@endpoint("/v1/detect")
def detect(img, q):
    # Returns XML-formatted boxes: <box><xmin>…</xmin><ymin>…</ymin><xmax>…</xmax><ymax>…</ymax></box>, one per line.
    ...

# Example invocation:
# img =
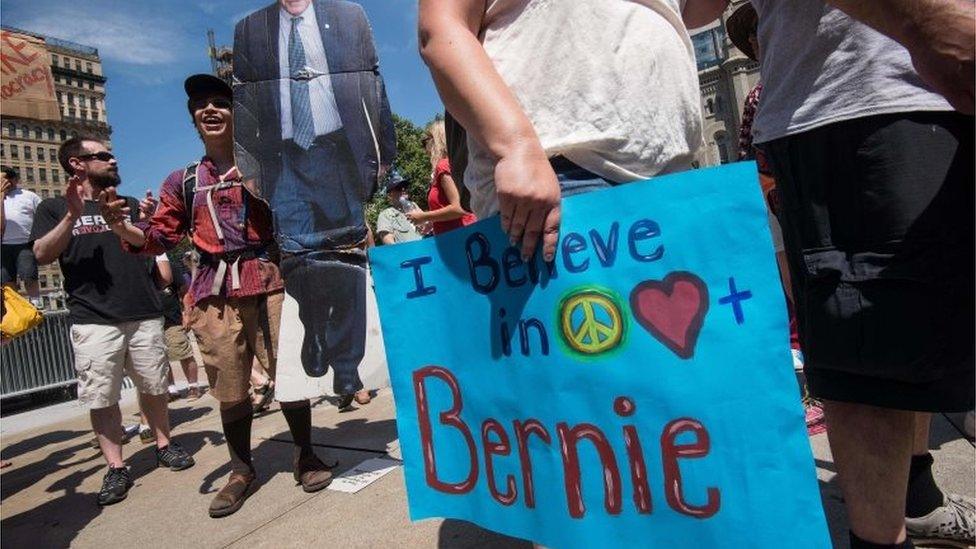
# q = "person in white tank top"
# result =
<box><xmin>418</xmin><ymin>0</ymin><xmax>727</xmax><ymax>263</ymax></box>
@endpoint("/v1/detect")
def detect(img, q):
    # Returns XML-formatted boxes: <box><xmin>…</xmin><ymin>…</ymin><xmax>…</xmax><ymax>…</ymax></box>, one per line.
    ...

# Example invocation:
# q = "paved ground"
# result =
<box><xmin>0</xmin><ymin>385</ymin><xmax>972</xmax><ymax>548</ymax></box>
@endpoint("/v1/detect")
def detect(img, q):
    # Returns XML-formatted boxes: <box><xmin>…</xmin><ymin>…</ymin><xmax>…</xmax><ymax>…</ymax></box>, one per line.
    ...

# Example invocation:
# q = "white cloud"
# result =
<box><xmin>10</xmin><ymin>3</ymin><xmax>191</xmax><ymax>66</ymax></box>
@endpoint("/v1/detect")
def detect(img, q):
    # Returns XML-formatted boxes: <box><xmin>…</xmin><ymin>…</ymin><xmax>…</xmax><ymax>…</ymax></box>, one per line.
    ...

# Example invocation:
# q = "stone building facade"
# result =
<box><xmin>692</xmin><ymin>0</ymin><xmax>761</xmax><ymax>167</ymax></box>
<box><xmin>0</xmin><ymin>27</ymin><xmax>112</xmax><ymax>310</ymax></box>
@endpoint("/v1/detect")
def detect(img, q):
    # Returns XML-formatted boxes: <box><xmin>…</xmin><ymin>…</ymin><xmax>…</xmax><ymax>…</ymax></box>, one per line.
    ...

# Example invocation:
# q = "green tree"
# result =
<box><xmin>364</xmin><ymin>113</ymin><xmax>439</xmax><ymax>232</ymax></box>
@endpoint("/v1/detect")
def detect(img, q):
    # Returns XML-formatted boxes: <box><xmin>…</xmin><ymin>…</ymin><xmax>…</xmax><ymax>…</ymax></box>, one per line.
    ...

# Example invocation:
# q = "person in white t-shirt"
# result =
<box><xmin>1</xmin><ymin>167</ymin><xmax>42</xmax><ymax>306</ymax></box>
<box><xmin>418</xmin><ymin>0</ymin><xmax>725</xmax><ymax>262</ymax></box>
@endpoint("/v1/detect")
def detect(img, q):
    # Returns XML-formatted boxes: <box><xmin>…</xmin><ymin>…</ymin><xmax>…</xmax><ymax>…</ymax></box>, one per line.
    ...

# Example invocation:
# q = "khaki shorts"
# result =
<box><xmin>190</xmin><ymin>291</ymin><xmax>283</xmax><ymax>403</ymax></box>
<box><xmin>71</xmin><ymin>318</ymin><xmax>170</xmax><ymax>409</ymax></box>
<box><xmin>164</xmin><ymin>325</ymin><xmax>194</xmax><ymax>362</ymax></box>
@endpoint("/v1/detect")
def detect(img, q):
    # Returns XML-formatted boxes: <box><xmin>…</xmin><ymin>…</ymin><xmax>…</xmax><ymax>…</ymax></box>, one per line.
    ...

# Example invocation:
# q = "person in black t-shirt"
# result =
<box><xmin>31</xmin><ymin>135</ymin><xmax>195</xmax><ymax>507</ymax></box>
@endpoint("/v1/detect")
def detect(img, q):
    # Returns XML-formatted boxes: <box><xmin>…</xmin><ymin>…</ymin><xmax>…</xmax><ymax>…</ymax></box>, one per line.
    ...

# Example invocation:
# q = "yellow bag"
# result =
<box><xmin>1</xmin><ymin>286</ymin><xmax>43</xmax><ymax>339</ymax></box>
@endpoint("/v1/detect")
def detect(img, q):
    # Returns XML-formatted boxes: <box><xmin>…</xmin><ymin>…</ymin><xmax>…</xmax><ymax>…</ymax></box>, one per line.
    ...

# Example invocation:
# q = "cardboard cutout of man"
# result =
<box><xmin>233</xmin><ymin>0</ymin><xmax>395</xmax><ymax>395</ymax></box>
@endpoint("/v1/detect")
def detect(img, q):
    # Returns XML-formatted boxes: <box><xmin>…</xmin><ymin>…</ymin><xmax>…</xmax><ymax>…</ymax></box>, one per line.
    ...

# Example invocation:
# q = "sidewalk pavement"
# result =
<box><xmin>0</xmin><ymin>386</ymin><xmax>972</xmax><ymax>549</ymax></box>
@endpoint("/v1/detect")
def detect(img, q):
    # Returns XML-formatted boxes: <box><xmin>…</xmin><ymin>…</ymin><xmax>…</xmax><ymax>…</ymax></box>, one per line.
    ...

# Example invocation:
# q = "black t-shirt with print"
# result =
<box><xmin>30</xmin><ymin>197</ymin><xmax>162</xmax><ymax>325</ymax></box>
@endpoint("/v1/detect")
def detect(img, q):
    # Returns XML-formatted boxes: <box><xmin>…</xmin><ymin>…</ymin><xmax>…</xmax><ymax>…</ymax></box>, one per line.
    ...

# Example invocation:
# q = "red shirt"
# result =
<box><xmin>125</xmin><ymin>157</ymin><xmax>283</xmax><ymax>305</ymax></box>
<box><xmin>427</xmin><ymin>158</ymin><xmax>476</xmax><ymax>235</ymax></box>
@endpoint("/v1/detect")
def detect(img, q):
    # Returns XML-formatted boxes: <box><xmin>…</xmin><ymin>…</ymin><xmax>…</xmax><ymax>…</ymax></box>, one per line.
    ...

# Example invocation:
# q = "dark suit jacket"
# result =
<box><xmin>233</xmin><ymin>0</ymin><xmax>396</xmax><ymax>205</ymax></box>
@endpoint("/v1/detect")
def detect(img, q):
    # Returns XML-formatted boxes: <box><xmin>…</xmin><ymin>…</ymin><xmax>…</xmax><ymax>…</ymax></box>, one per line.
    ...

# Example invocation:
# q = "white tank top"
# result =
<box><xmin>464</xmin><ymin>0</ymin><xmax>704</xmax><ymax>218</ymax></box>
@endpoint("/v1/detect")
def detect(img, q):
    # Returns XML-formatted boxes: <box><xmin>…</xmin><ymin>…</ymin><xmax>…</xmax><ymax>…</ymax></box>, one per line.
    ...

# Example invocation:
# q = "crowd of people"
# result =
<box><xmin>0</xmin><ymin>0</ymin><xmax>973</xmax><ymax>546</ymax></box>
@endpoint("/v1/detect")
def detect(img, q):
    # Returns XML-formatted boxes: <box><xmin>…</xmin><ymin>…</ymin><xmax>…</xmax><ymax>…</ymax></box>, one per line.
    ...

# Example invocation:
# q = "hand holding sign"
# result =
<box><xmin>371</xmin><ymin>163</ymin><xmax>829</xmax><ymax>548</ymax></box>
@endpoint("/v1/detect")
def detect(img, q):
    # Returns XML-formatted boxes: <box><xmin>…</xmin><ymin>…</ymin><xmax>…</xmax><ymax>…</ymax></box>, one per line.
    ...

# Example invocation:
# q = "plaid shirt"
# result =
<box><xmin>124</xmin><ymin>157</ymin><xmax>283</xmax><ymax>306</ymax></box>
<box><xmin>737</xmin><ymin>82</ymin><xmax>774</xmax><ymax>176</ymax></box>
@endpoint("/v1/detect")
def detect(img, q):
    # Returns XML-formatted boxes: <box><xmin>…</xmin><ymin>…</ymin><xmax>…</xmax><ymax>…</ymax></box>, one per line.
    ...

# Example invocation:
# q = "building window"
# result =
<box><xmin>39</xmin><ymin>168</ymin><xmax>47</xmax><ymax>182</ymax></box>
<box><xmin>53</xmin><ymin>169</ymin><xmax>60</xmax><ymax>182</ymax></box>
<box><xmin>51</xmin><ymin>54</ymin><xmax>58</xmax><ymax>66</ymax></box>
<box><xmin>40</xmin><ymin>189</ymin><xmax>49</xmax><ymax>198</ymax></box>
<box><xmin>88</xmin><ymin>81</ymin><xmax>94</xmax><ymax>90</ymax></box>
<box><xmin>89</xmin><ymin>97</ymin><xmax>97</xmax><ymax>110</ymax></box>
<box><xmin>20</xmin><ymin>125</ymin><xmax>28</xmax><ymax>137</ymax></box>
<box><xmin>68</xmin><ymin>107</ymin><xmax>76</xmax><ymax>118</ymax></box>
<box><xmin>24</xmin><ymin>146</ymin><xmax>32</xmax><ymax>160</ymax></box>
<box><xmin>6</xmin><ymin>122</ymin><xmax>14</xmax><ymax>135</ymax></box>
<box><xmin>705</xmin><ymin>98</ymin><xmax>714</xmax><ymax>114</ymax></box>
<box><xmin>74</xmin><ymin>60</ymin><xmax>81</xmax><ymax>71</ymax></box>
<box><xmin>50</xmin><ymin>147</ymin><xmax>57</xmax><ymax>159</ymax></box>
<box><xmin>37</xmin><ymin>148</ymin><xmax>45</xmax><ymax>161</ymax></box>
<box><xmin>33</xmin><ymin>127</ymin><xmax>41</xmax><ymax>139</ymax></box>
<box><xmin>10</xmin><ymin>145</ymin><xmax>18</xmax><ymax>159</ymax></box>
<box><xmin>80</xmin><ymin>110</ymin><xmax>88</xmax><ymax>120</ymax></box>
<box><xmin>86</xmin><ymin>62</ymin><xmax>92</xmax><ymax>73</ymax></box>
<box><xmin>59</xmin><ymin>130</ymin><xmax>67</xmax><ymax>141</ymax></box>
<box><xmin>67</xmin><ymin>92</ymin><xmax>74</xmax><ymax>105</ymax></box>
<box><xmin>25</xmin><ymin>168</ymin><xmax>34</xmax><ymax>182</ymax></box>
<box><xmin>56</xmin><ymin>91</ymin><xmax>63</xmax><ymax>104</ymax></box>
<box><xmin>0</xmin><ymin>144</ymin><xmax>4</xmax><ymax>157</ymax></box>
<box><xmin>47</xmin><ymin>128</ymin><xmax>54</xmax><ymax>141</ymax></box>
<box><xmin>54</xmin><ymin>189</ymin><xmax>62</xmax><ymax>197</ymax></box>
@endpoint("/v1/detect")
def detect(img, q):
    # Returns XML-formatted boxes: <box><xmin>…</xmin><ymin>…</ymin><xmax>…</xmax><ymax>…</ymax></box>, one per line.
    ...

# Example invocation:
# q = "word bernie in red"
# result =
<box><xmin>412</xmin><ymin>366</ymin><xmax>722</xmax><ymax>520</ymax></box>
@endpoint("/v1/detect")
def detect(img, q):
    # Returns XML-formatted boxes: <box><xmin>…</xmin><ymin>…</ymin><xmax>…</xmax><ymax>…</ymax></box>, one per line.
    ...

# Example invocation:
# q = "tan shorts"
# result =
<box><xmin>70</xmin><ymin>318</ymin><xmax>170</xmax><ymax>409</ymax></box>
<box><xmin>164</xmin><ymin>325</ymin><xmax>194</xmax><ymax>362</ymax></box>
<box><xmin>189</xmin><ymin>291</ymin><xmax>283</xmax><ymax>403</ymax></box>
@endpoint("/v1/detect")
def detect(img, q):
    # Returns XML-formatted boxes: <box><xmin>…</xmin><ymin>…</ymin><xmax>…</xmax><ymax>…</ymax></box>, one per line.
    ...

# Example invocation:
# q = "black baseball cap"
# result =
<box><xmin>184</xmin><ymin>73</ymin><xmax>232</xmax><ymax>99</ymax></box>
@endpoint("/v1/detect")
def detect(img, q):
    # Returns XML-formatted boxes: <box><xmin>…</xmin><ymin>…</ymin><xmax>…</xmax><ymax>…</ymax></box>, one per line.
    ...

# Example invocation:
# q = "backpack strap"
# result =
<box><xmin>181</xmin><ymin>162</ymin><xmax>200</xmax><ymax>236</ymax></box>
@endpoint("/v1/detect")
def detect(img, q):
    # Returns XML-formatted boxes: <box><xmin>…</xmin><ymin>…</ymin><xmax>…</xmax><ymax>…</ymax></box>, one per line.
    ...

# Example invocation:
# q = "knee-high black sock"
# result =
<box><xmin>849</xmin><ymin>532</ymin><xmax>914</xmax><ymax>549</ymax></box>
<box><xmin>220</xmin><ymin>400</ymin><xmax>254</xmax><ymax>475</ymax></box>
<box><xmin>906</xmin><ymin>452</ymin><xmax>944</xmax><ymax>518</ymax></box>
<box><xmin>280</xmin><ymin>400</ymin><xmax>313</xmax><ymax>460</ymax></box>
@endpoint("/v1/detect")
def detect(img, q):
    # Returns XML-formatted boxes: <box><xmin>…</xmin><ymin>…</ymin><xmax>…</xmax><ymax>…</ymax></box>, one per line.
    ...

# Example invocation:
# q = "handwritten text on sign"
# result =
<box><xmin>370</xmin><ymin>163</ymin><xmax>830</xmax><ymax>548</ymax></box>
<box><xmin>0</xmin><ymin>31</ymin><xmax>60</xmax><ymax>121</ymax></box>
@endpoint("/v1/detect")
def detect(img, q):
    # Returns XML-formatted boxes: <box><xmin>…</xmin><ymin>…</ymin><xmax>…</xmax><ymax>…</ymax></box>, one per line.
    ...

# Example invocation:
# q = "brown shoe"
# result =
<box><xmin>209</xmin><ymin>470</ymin><xmax>256</xmax><ymax>518</ymax></box>
<box><xmin>293</xmin><ymin>454</ymin><xmax>334</xmax><ymax>493</ymax></box>
<box><xmin>354</xmin><ymin>390</ymin><xmax>371</xmax><ymax>405</ymax></box>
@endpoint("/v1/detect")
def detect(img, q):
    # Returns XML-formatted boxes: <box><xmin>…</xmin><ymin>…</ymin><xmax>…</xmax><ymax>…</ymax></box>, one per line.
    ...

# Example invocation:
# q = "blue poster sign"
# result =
<box><xmin>370</xmin><ymin>163</ymin><xmax>830</xmax><ymax>548</ymax></box>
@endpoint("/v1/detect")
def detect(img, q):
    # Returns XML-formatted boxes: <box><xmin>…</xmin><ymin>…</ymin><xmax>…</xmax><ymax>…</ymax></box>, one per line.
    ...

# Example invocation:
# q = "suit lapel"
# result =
<box><xmin>316</xmin><ymin>0</ymin><xmax>341</xmax><ymax>70</ymax></box>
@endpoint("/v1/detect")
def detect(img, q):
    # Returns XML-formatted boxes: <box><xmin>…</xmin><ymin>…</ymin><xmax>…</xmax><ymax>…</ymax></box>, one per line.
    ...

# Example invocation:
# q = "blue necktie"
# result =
<box><xmin>289</xmin><ymin>16</ymin><xmax>315</xmax><ymax>149</ymax></box>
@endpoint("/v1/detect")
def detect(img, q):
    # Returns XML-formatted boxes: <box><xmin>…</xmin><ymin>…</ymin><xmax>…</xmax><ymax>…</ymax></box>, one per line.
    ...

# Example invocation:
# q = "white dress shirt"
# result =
<box><xmin>278</xmin><ymin>4</ymin><xmax>343</xmax><ymax>140</ymax></box>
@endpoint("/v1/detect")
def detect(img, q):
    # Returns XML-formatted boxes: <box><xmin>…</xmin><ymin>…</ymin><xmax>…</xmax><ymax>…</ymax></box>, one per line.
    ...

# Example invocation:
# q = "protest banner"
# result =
<box><xmin>370</xmin><ymin>162</ymin><xmax>830</xmax><ymax>547</ymax></box>
<box><xmin>1</xmin><ymin>30</ymin><xmax>60</xmax><ymax>121</ymax></box>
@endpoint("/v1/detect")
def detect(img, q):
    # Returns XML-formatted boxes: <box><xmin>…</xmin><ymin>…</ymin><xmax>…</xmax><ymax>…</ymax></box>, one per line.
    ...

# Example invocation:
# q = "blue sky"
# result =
<box><xmin>2</xmin><ymin>0</ymin><xmax>442</xmax><ymax>191</ymax></box>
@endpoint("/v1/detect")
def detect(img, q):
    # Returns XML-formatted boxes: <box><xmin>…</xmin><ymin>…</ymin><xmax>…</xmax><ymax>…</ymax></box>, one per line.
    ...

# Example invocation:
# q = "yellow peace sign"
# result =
<box><xmin>560</xmin><ymin>291</ymin><xmax>623</xmax><ymax>354</ymax></box>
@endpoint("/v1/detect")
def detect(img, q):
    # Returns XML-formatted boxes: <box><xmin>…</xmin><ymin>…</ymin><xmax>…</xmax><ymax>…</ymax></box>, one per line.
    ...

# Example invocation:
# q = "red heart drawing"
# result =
<box><xmin>629</xmin><ymin>272</ymin><xmax>709</xmax><ymax>359</ymax></box>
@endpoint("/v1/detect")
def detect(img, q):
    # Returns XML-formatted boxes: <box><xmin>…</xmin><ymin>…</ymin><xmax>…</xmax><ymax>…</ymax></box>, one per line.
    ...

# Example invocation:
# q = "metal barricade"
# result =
<box><xmin>1</xmin><ymin>311</ymin><xmax>76</xmax><ymax>399</ymax></box>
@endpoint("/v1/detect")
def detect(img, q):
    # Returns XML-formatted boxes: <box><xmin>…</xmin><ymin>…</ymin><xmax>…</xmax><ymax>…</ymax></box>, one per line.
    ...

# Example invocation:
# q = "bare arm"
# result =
<box><xmin>827</xmin><ymin>0</ymin><xmax>974</xmax><ymax>113</ymax></box>
<box><xmin>682</xmin><ymin>0</ymin><xmax>728</xmax><ymax>30</ymax></box>
<box><xmin>409</xmin><ymin>172</ymin><xmax>468</xmax><ymax>223</ymax></box>
<box><xmin>154</xmin><ymin>256</ymin><xmax>173</xmax><ymax>289</ymax></box>
<box><xmin>98</xmin><ymin>187</ymin><xmax>148</xmax><ymax>248</ymax></box>
<box><xmin>33</xmin><ymin>214</ymin><xmax>75</xmax><ymax>265</ymax></box>
<box><xmin>33</xmin><ymin>178</ymin><xmax>84</xmax><ymax>265</ymax></box>
<box><xmin>379</xmin><ymin>232</ymin><xmax>395</xmax><ymax>246</ymax></box>
<box><xmin>419</xmin><ymin>0</ymin><xmax>560</xmax><ymax>261</ymax></box>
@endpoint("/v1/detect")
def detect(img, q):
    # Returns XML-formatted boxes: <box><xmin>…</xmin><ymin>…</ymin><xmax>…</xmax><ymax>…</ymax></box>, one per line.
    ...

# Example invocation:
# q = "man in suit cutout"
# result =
<box><xmin>233</xmin><ymin>0</ymin><xmax>395</xmax><ymax>404</ymax></box>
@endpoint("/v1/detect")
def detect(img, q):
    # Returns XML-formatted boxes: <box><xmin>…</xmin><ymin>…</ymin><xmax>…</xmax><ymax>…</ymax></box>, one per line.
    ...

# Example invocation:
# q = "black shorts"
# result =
<box><xmin>762</xmin><ymin>112</ymin><xmax>974</xmax><ymax>412</ymax></box>
<box><xmin>0</xmin><ymin>242</ymin><xmax>39</xmax><ymax>285</ymax></box>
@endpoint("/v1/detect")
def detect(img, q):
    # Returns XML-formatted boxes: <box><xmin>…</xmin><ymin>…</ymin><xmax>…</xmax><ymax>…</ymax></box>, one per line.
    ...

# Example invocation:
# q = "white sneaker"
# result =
<box><xmin>906</xmin><ymin>493</ymin><xmax>976</xmax><ymax>548</ymax></box>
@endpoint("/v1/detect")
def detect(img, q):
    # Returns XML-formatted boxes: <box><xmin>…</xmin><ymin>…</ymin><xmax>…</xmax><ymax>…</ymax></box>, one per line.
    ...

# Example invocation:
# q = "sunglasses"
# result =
<box><xmin>76</xmin><ymin>152</ymin><xmax>115</xmax><ymax>162</ymax></box>
<box><xmin>190</xmin><ymin>97</ymin><xmax>233</xmax><ymax>111</ymax></box>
